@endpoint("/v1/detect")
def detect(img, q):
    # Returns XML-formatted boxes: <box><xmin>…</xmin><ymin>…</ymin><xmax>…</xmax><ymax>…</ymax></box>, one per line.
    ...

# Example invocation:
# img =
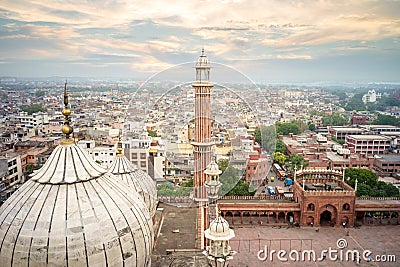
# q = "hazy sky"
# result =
<box><xmin>0</xmin><ymin>0</ymin><xmax>399</xmax><ymax>83</ymax></box>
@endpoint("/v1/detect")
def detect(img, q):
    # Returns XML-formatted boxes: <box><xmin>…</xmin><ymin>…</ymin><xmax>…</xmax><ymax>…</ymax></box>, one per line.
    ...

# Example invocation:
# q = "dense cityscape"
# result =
<box><xmin>1</xmin><ymin>73</ymin><xmax>400</xmax><ymax>265</ymax></box>
<box><xmin>1</xmin><ymin>0</ymin><xmax>400</xmax><ymax>266</ymax></box>
<box><xmin>1</xmin><ymin>78</ymin><xmax>399</xmax><ymax>196</ymax></box>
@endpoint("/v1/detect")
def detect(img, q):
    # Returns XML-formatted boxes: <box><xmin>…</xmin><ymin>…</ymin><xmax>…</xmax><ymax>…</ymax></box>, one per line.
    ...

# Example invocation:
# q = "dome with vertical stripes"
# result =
<box><xmin>0</xmin><ymin>142</ymin><xmax>154</xmax><ymax>267</ymax></box>
<box><xmin>108</xmin><ymin>153</ymin><xmax>157</xmax><ymax>218</ymax></box>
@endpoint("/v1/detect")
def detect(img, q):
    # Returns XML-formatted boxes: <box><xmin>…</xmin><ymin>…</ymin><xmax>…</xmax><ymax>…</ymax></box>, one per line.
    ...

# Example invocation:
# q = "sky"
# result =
<box><xmin>0</xmin><ymin>0</ymin><xmax>399</xmax><ymax>83</ymax></box>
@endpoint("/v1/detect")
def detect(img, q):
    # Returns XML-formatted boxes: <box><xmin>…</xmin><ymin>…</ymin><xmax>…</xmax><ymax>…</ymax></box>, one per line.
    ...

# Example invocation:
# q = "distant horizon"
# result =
<box><xmin>1</xmin><ymin>76</ymin><xmax>400</xmax><ymax>87</ymax></box>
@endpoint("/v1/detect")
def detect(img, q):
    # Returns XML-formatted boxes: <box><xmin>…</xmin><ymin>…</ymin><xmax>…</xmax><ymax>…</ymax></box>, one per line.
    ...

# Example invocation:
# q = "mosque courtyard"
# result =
<box><xmin>152</xmin><ymin>203</ymin><xmax>399</xmax><ymax>267</ymax></box>
<box><xmin>230</xmin><ymin>224</ymin><xmax>399</xmax><ymax>267</ymax></box>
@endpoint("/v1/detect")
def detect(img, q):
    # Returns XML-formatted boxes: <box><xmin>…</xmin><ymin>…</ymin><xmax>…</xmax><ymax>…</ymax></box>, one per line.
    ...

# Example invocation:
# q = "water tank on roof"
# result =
<box><xmin>317</xmin><ymin>134</ymin><xmax>327</xmax><ymax>143</ymax></box>
<box><xmin>337</xmin><ymin>148</ymin><xmax>350</xmax><ymax>155</ymax></box>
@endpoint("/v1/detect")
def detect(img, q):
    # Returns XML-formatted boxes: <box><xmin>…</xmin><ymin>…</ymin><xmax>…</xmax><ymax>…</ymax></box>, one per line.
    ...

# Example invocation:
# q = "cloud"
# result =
<box><xmin>130</xmin><ymin>55</ymin><xmax>174</xmax><ymax>73</ymax></box>
<box><xmin>0</xmin><ymin>0</ymin><xmax>399</xmax><ymax>78</ymax></box>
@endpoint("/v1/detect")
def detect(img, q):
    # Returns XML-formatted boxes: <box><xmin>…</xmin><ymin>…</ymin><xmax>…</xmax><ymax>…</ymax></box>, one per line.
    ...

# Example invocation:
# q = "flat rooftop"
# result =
<box><xmin>374</xmin><ymin>154</ymin><xmax>400</xmax><ymax>162</ymax></box>
<box><xmin>326</xmin><ymin>151</ymin><xmax>350</xmax><ymax>162</ymax></box>
<box><xmin>347</xmin><ymin>134</ymin><xmax>392</xmax><ymax>141</ymax></box>
<box><xmin>153</xmin><ymin>202</ymin><xmax>197</xmax><ymax>253</ymax></box>
<box><xmin>330</xmin><ymin>127</ymin><xmax>364</xmax><ymax>132</ymax></box>
<box><xmin>361</xmin><ymin>125</ymin><xmax>399</xmax><ymax>129</ymax></box>
<box><xmin>355</xmin><ymin>198</ymin><xmax>400</xmax><ymax>205</ymax></box>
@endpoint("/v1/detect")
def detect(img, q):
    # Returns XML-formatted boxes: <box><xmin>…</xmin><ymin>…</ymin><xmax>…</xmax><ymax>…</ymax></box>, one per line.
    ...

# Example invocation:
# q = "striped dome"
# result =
<box><xmin>205</xmin><ymin>210</ymin><xmax>235</xmax><ymax>241</ymax></box>
<box><xmin>0</xmin><ymin>143</ymin><xmax>154</xmax><ymax>267</ymax></box>
<box><xmin>108</xmin><ymin>155</ymin><xmax>157</xmax><ymax>217</ymax></box>
<box><xmin>208</xmin><ymin>216</ymin><xmax>231</xmax><ymax>237</ymax></box>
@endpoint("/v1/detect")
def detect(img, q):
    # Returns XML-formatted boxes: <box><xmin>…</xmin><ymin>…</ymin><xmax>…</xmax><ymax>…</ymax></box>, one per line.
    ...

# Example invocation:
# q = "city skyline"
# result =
<box><xmin>0</xmin><ymin>0</ymin><xmax>399</xmax><ymax>83</ymax></box>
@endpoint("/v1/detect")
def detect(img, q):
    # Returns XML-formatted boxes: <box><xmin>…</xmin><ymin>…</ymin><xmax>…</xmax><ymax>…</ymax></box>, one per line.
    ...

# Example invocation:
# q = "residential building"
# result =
<box><xmin>0</xmin><ymin>152</ymin><xmax>24</xmax><ymax>202</ymax></box>
<box><xmin>244</xmin><ymin>151</ymin><xmax>269</xmax><ymax>186</ymax></box>
<box><xmin>329</xmin><ymin>126</ymin><xmax>364</xmax><ymax>140</ymax></box>
<box><xmin>373</xmin><ymin>154</ymin><xmax>400</xmax><ymax>176</ymax></box>
<box><xmin>351</xmin><ymin>114</ymin><xmax>367</xmax><ymax>125</ymax></box>
<box><xmin>15</xmin><ymin>111</ymin><xmax>49</xmax><ymax>129</ymax></box>
<box><xmin>346</xmin><ymin>134</ymin><xmax>392</xmax><ymax>155</ymax></box>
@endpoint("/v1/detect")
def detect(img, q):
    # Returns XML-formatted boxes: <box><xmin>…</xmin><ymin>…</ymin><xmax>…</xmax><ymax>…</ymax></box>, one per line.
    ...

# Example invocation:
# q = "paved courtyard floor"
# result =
<box><xmin>229</xmin><ymin>225</ymin><xmax>400</xmax><ymax>267</ymax></box>
<box><xmin>152</xmin><ymin>203</ymin><xmax>399</xmax><ymax>267</ymax></box>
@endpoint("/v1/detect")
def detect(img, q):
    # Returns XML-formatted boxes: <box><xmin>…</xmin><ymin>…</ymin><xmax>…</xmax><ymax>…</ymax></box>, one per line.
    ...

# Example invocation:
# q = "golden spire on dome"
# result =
<box><xmin>215</xmin><ymin>203</ymin><xmax>221</xmax><ymax>218</ymax></box>
<box><xmin>116</xmin><ymin>131</ymin><xmax>123</xmax><ymax>157</ymax></box>
<box><xmin>61</xmin><ymin>81</ymin><xmax>74</xmax><ymax>145</ymax></box>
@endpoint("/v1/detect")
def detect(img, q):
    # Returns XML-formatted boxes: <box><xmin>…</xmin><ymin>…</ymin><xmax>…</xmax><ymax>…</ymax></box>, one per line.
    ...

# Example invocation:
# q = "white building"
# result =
<box><xmin>123</xmin><ymin>132</ymin><xmax>152</xmax><ymax>173</ymax></box>
<box><xmin>79</xmin><ymin>132</ymin><xmax>166</xmax><ymax>179</ymax></box>
<box><xmin>362</xmin><ymin>89</ymin><xmax>382</xmax><ymax>103</ymax></box>
<box><xmin>149</xmin><ymin>139</ymin><xmax>166</xmax><ymax>181</ymax></box>
<box><xmin>16</xmin><ymin>111</ymin><xmax>49</xmax><ymax>128</ymax></box>
<box><xmin>0</xmin><ymin>152</ymin><xmax>24</xmax><ymax>201</ymax></box>
<box><xmin>77</xmin><ymin>140</ymin><xmax>116</xmax><ymax>167</ymax></box>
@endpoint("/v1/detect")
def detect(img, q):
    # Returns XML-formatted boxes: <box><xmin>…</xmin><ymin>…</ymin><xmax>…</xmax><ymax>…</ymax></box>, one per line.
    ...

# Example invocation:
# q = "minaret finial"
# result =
<box><xmin>61</xmin><ymin>81</ymin><xmax>74</xmax><ymax>145</ymax></box>
<box><xmin>64</xmin><ymin>80</ymin><xmax>68</xmax><ymax>106</ymax></box>
<box><xmin>116</xmin><ymin>130</ymin><xmax>123</xmax><ymax>157</ymax></box>
<box><xmin>201</xmin><ymin>47</ymin><xmax>205</xmax><ymax>55</ymax></box>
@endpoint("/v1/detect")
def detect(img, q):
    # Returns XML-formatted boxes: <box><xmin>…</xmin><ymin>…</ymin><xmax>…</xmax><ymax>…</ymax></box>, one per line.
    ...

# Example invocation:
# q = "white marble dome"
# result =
<box><xmin>204</xmin><ymin>160</ymin><xmax>222</xmax><ymax>176</ymax></box>
<box><xmin>205</xmin><ymin>209</ymin><xmax>235</xmax><ymax>241</ymax></box>
<box><xmin>208</xmin><ymin>216</ymin><xmax>231</xmax><ymax>237</ymax></box>
<box><xmin>108</xmin><ymin>154</ymin><xmax>157</xmax><ymax>218</ymax></box>
<box><xmin>0</xmin><ymin>142</ymin><xmax>154</xmax><ymax>267</ymax></box>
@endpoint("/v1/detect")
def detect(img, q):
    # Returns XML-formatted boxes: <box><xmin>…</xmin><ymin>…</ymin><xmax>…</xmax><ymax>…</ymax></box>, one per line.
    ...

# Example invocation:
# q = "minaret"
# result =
<box><xmin>192</xmin><ymin>49</ymin><xmax>214</xmax><ymax>249</ymax></box>
<box><xmin>203</xmin><ymin>205</ymin><xmax>236</xmax><ymax>267</ymax></box>
<box><xmin>205</xmin><ymin>159</ymin><xmax>222</xmax><ymax>222</ymax></box>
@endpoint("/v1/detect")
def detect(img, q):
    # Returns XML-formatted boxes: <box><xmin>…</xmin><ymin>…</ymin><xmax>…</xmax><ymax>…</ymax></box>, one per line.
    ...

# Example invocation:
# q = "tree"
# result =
<box><xmin>226</xmin><ymin>180</ymin><xmax>254</xmax><ymax>196</ymax></box>
<box><xmin>218</xmin><ymin>166</ymin><xmax>253</xmax><ymax>196</ymax></box>
<box><xmin>219</xmin><ymin>166</ymin><xmax>241</xmax><ymax>196</ymax></box>
<box><xmin>344</xmin><ymin>168</ymin><xmax>399</xmax><ymax>197</ymax></box>
<box><xmin>26</xmin><ymin>163</ymin><xmax>33</xmax><ymax>174</ymax></box>
<box><xmin>0</xmin><ymin>92</ymin><xmax>7</xmax><ymax>100</ymax></box>
<box><xmin>21</xmin><ymin>104</ymin><xmax>46</xmax><ymax>115</ymax></box>
<box><xmin>344</xmin><ymin>96</ymin><xmax>365</xmax><ymax>111</ymax></box>
<box><xmin>322</xmin><ymin>113</ymin><xmax>348</xmax><ymax>126</ymax></box>
<box><xmin>253</xmin><ymin>125</ymin><xmax>276</xmax><ymax>152</ymax></box>
<box><xmin>157</xmin><ymin>182</ymin><xmax>192</xmax><ymax>197</ymax></box>
<box><xmin>35</xmin><ymin>91</ymin><xmax>45</xmax><ymax>97</ymax></box>
<box><xmin>382</xmin><ymin>183</ymin><xmax>400</xmax><ymax>197</ymax></box>
<box><xmin>345</xmin><ymin>168</ymin><xmax>378</xmax><ymax>188</ymax></box>
<box><xmin>292</xmin><ymin>120</ymin><xmax>309</xmax><ymax>133</ymax></box>
<box><xmin>372</xmin><ymin>114</ymin><xmax>400</xmax><ymax>127</ymax></box>
<box><xmin>309</xmin><ymin>109</ymin><xmax>323</xmax><ymax>117</ymax></box>
<box><xmin>308</xmin><ymin>123</ymin><xmax>316</xmax><ymax>131</ymax></box>
<box><xmin>331</xmin><ymin>135</ymin><xmax>345</xmax><ymax>145</ymax></box>
<box><xmin>147</xmin><ymin>129</ymin><xmax>159</xmax><ymax>137</ymax></box>
<box><xmin>217</xmin><ymin>158</ymin><xmax>229</xmax><ymax>173</ymax></box>
<box><xmin>273</xmin><ymin>152</ymin><xmax>287</xmax><ymax>166</ymax></box>
<box><xmin>182</xmin><ymin>178</ymin><xmax>193</xmax><ymax>187</ymax></box>
<box><xmin>356</xmin><ymin>183</ymin><xmax>371</xmax><ymax>197</ymax></box>
<box><xmin>275</xmin><ymin>139</ymin><xmax>286</xmax><ymax>153</ymax></box>
<box><xmin>285</xmin><ymin>154</ymin><xmax>308</xmax><ymax>173</ymax></box>
<box><xmin>276</xmin><ymin>122</ymin><xmax>300</xmax><ymax>135</ymax></box>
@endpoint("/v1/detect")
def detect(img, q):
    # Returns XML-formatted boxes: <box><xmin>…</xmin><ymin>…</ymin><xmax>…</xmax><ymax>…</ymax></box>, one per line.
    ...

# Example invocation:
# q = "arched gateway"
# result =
<box><xmin>319</xmin><ymin>204</ymin><xmax>337</xmax><ymax>226</ymax></box>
